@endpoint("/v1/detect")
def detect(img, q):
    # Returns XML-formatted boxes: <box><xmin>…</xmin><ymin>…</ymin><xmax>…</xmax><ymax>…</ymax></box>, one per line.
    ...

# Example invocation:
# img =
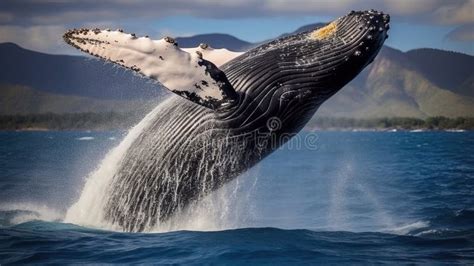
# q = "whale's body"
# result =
<box><xmin>105</xmin><ymin>56</ymin><xmax>322</xmax><ymax>231</ymax></box>
<box><xmin>64</xmin><ymin>10</ymin><xmax>390</xmax><ymax>231</ymax></box>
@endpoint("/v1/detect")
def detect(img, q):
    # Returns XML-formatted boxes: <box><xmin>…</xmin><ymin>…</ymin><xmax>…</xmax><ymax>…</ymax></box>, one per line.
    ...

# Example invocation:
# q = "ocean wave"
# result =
<box><xmin>385</xmin><ymin>220</ymin><xmax>430</xmax><ymax>235</ymax></box>
<box><xmin>1</xmin><ymin>224</ymin><xmax>473</xmax><ymax>264</ymax></box>
<box><xmin>0</xmin><ymin>202</ymin><xmax>63</xmax><ymax>226</ymax></box>
<box><xmin>386</xmin><ymin>209</ymin><xmax>474</xmax><ymax>237</ymax></box>
<box><xmin>429</xmin><ymin>209</ymin><xmax>474</xmax><ymax>230</ymax></box>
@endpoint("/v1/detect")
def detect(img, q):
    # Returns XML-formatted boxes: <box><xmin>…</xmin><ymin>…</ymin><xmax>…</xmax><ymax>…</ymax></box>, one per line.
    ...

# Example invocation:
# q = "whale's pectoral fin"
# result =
<box><xmin>63</xmin><ymin>28</ymin><xmax>238</xmax><ymax>110</ymax></box>
<box><xmin>182</xmin><ymin>45</ymin><xmax>243</xmax><ymax>67</ymax></box>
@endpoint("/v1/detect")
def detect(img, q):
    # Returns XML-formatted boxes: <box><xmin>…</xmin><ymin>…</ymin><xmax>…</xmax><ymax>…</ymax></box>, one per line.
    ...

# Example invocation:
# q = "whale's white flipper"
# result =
<box><xmin>63</xmin><ymin>29</ymin><xmax>238</xmax><ymax>110</ymax></box>
<box><xmin>183</xmin><ymin>45</ymin><xmax>243</xmax><ymax>67</ymax></box>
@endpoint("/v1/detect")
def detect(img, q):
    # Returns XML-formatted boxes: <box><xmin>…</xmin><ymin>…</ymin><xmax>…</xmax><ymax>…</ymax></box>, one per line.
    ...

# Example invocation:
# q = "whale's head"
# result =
<box><xmin>304</xmin><ymin>9</ymin><xmax>390</xmax><ymax>89</ymax></box>
<box><xmin>228</xmin><ymin>10</ymin><xmax>390</xmax><ymax>113</ymax></box>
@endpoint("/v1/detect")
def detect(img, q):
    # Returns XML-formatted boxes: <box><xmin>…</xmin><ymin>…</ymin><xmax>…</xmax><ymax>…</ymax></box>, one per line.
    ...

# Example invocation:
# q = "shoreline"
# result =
<box><xmin>2</xmin><ymin>128</ymin><xmax>470</xmax><ymax>133</ymax></box>
<box><xmin>1</xmin><ymin>113</ymin><xmax>473</xmax><ymax>132</ymax></box>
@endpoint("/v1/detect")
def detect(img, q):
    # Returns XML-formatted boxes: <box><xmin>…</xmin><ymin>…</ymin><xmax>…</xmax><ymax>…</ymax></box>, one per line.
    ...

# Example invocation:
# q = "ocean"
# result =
<box><xmin>0</xmin><ymin>130</ymin><xmax>473</xmax><ymax>264</ymax></box>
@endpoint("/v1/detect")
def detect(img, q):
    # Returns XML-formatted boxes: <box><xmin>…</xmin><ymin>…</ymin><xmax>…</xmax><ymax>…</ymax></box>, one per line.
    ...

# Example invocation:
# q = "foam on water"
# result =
<box><xmin>76</xmin><ymin>136</ymin><xmax>95</xmax><ymax>141</ymax></box>
<box><xmin>386</xmin><ymin>220</ymin><xmax>430</xmax><ymax>235</ymax></box>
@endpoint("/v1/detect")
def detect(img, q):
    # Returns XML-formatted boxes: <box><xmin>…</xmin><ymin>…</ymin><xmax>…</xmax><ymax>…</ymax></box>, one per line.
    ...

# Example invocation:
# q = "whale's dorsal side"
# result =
<box><xmin>63</xmin><ymin>29</ymin><xmax>238</xmax><ymax>110</ymax></box>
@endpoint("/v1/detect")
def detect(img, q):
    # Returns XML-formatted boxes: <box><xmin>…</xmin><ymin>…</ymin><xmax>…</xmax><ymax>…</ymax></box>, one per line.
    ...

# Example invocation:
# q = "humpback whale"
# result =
<box><xmin>64</xmin><ymin>10</ymin><xmax>390</xmax><ymax>232</ymax></box>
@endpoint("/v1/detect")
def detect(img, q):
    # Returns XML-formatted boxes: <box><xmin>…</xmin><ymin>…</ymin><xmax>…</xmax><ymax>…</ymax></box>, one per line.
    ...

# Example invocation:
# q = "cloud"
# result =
<box><xmin>435</xmin><ymin>0</ymin><xmax>474</xmax><ymax>24</ymax></box>
<box><xmin>0</xmin><ymin>0</ymin><xmax>472</xmax><ymax>25</ymax></box>
<box><xmin>0</xmin><ymin>25</ymin><xmax>73</xmax><ymax>54</ymax></box>
<box><xmin>0</xmin><ymin>21</ymin><xmax>195</xmax><ymax>55</ymax></box>
<box><xmin>0</xmin><ymin>0</ymin><xmax>472</xmax><ymax>54</ymax></box>
<box><xmin>446</xmin><ymin>24</ymin><xmax>474</xmax><ymax>42</ymax></box>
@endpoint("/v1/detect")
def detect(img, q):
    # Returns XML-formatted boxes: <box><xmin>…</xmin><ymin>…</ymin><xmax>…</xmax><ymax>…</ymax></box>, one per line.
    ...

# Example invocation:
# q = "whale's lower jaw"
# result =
<box><xmin>104</xmin><ymin>94</ymin><xmax>320</xmax><ymax>232</ymax></box>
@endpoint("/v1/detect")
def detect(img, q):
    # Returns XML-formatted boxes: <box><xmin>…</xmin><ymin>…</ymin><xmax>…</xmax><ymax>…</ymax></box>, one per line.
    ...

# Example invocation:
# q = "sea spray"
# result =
<box><xmin>64</xmin><ymin>97</ymin><xmax>259</xmax><ymax>232</ymax></box>
<box><xmin>64</xmin><ymin>100</ymin><xmax>170</xmax><ymax>230</ymax></box>
<box><xmin>147</xmin><ymin>168</ymin><xmax>260</xmax><ymax>232</ymax></box>
<box><xmin>327</xmin><ymin>158</ymin><xmax>396</xmax><ymax>232</ymax></box>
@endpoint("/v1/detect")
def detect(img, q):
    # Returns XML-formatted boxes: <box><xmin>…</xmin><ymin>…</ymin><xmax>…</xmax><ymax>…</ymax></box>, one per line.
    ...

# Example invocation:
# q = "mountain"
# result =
<box><xmin>405</xmin><ymin>48</ymin><xmax>474</xmax><ymax>97</ymax></box>
<box><xmin>0</xmin><ymin>43</ymin><xmax>163</xmax><ymax>100</ymax></box>
<box><xmin>174</xmin><ymin>24</ymin><xmax>327</xmax><ymax>51</ymax></box>
<box><xmin>317</xmin><ymin>46</ymin><xmax>474</xmax><ymax>118</ymax></box>
<box><xmin>0</xmin><ymin>23</ymin><xmax>473</xmax><ymax>118</ymax></box>
<box><xmin>176</xmin><ymin>34</ymin><xmax>253</xmax><ymax>51</ymax></box>
<box><xmin>0</xmin><ymin>84</ymin><xmax>157</xmax><ymax>115</ymax></box>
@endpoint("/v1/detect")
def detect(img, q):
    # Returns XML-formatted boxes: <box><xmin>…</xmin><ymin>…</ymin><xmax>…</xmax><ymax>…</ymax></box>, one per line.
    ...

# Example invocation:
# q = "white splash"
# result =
<box><xmin>148</xmin><ymin>171</ymin><xmax>259</xmax><ymax>233</ymax></box>
<box><xmin>65</xmin><ymin>102</ymin><xmax>259</xmax><ymax>232</ymax></box>
<box><xmin>64</xmin><ymin>100</ymin><xmax>169</xmax><ymax>230</ymax></box>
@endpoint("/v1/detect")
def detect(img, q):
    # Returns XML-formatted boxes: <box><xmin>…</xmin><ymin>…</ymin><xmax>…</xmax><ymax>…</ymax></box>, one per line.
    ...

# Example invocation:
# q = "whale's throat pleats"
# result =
<box><xmin>221</xmin><ymin>33</ymin><xmax>352</xmax><ymax>130</ymax></box>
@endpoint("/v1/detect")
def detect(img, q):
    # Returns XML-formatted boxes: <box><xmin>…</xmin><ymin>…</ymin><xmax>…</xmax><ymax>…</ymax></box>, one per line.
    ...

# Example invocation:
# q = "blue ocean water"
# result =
<box><xmin>0</xmin><ymin>130</ymin><xmax>473</xmax><ymax>264</ymax></box>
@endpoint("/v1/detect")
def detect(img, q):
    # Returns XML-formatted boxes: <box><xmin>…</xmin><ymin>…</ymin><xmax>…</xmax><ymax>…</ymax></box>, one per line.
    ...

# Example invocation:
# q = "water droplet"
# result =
<box><xmin>354</xmin><ymin>50</ymin><xmax>362</xmax><ymax>56</ymax></box>
<box><xmin>365</xmin><ymin>46</ymin><xmax>369</xmax><ymax>51</ymax></box>
<box><xmin>367</xmin><ymin>35</ymin><xmax>373</xmax><ymax>40</ymax></box>
<box><xmin>379</xmin><ymin>27</ymin><xmax>384</xmax><ymax>32</ymax></box>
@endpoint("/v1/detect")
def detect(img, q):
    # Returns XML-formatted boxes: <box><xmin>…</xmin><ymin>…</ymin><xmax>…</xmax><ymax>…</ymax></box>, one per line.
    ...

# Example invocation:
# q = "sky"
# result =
<box><xmin>0</xmin><ymin>0</ymin><xmax>472</xmax><ymax>55</ymax></box>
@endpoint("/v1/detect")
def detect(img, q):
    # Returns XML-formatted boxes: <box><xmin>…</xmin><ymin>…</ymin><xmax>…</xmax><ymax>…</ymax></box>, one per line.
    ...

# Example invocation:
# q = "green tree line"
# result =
<box><xmin>0</xmin><ymin>112</ymin><xmax>143</xmax><ymax>130</ymax></box>
<box><xmin>0</xmin><ymin>113</ymin><xmax>473</xmax><ymax>130</ymax></box>
<box><xmin>309</xmin><ymin>116</ymin><xmax>474</xmax><ymax>130</ymax></box>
